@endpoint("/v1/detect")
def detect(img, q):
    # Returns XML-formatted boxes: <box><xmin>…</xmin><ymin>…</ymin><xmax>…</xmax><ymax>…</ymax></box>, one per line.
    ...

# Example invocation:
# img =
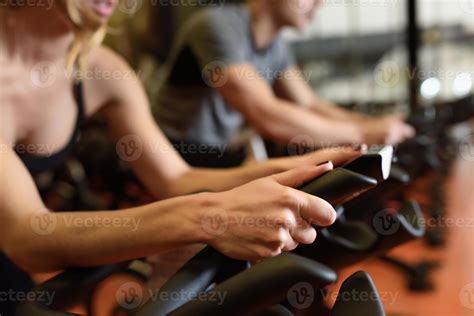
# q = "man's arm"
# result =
<box><xmin>216</xmin><ymin>64</ymin><xmax>414</xmax><ymax>146</ymax></box>
<box><xmin>273</xmin><ymin>67</ymin><xmax>369</xmax><ymax>122</ymax></box>
<box><xmin>215</xmin><ymin>64</ymin><xmax>365</xmax><ymax>146</ymax></box>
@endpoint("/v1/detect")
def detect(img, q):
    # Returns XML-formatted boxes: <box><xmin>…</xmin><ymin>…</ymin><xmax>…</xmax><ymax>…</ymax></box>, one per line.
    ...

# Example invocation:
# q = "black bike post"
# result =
<box><xmin>407</xmin><ymin>0</ymin><xmax>420</xmax><ymax>111</ymax></box>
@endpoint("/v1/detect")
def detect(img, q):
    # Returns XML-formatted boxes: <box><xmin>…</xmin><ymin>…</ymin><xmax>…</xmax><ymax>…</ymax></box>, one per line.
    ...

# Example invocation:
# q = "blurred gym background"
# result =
<box><xmin>30</xmin><ymin>1</ymin><xmax>473</xmax><ymax>315</ymax></box>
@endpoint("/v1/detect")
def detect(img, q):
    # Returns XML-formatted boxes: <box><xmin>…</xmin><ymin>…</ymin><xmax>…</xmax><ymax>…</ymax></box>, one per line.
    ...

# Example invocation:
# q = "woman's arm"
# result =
<box><xmin>88</xmin><ymin>47</ymin><xmax>362</xmax><ymax>199</ymax></box>
<box><xmin>0</xmin><ymin>137</ymin><xmax>336</xmax><ymax>272</ymax></box>
<box><xmin>0</xmin><ymin>138</ymin><xmax>209</xmax><ymax>272</ymax></box>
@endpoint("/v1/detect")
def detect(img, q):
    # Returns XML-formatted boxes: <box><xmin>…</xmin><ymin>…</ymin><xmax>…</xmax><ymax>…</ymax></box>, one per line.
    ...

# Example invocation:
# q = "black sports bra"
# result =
<box><xmin>15</xmin><ymin>82</ymin><xmax>85</xmax><ymax>175</ymax></box>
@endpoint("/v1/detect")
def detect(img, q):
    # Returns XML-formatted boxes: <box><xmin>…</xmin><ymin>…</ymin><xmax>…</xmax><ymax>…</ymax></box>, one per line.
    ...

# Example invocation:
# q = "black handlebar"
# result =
<box><xmin>162</xmin><ymin>253</ymin><xmax>337</xmax><ymax>316</ymax></box>
<box><xmin>300</xmin><ymin>168</ymin><xmax>378</xmax><ymax>207</ymax></box>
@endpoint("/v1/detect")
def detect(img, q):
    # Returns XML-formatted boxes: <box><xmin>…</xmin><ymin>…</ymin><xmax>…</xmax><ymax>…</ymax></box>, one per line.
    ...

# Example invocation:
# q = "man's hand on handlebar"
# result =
<box><xmin>362</xmin><ymin>115</ymin><xmax>416</xmax><ymax>145</ymax></box>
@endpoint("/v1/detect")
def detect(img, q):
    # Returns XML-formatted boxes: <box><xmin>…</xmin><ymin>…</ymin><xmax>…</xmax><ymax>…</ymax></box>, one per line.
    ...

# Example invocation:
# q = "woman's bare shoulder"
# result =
<box><xmin>83</xmin><ymin>46</ymin><xmax>139</xmax><ymax>114</ymax></box>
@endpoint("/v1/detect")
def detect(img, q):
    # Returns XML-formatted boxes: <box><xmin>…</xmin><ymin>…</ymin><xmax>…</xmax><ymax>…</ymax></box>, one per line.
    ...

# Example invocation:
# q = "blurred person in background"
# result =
<box><xmin>151</xmin><ymin>0</ymin><xmax>415</xmax><ymax>167</ymax></box>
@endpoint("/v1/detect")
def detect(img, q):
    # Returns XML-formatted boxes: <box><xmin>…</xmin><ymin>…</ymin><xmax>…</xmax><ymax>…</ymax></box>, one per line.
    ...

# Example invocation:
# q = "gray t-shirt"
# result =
<box><xmin>154</xmin><ymin>4</ymin><xmax>295</xmax><ymax>145</ymax></box>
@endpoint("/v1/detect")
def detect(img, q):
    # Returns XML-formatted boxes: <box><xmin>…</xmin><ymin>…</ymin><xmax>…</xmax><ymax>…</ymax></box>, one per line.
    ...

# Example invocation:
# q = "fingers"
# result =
<box><xmin>290</xmin><ymin>219</ymin><xmax>317</xmax><ymax>245</ymax></box>
<box><xmin>309</xmin><ymin>145</ymin><xmax>366</xmax><ymax>167</ymax></box>
<box><xmin>279</xmin><ymin>228</ymin><xmax>300</xmax><ymax>251</ymax></box>
<box><xmin>292</xmin><ymin>189</ymin><xmax>337</xmax><ymax>226</ymax></box>
<box><xmin>272</xmin><ymin>164</ymin><xmax>337</xmax><ymax>226</ymax></box>
<box><xmin>271</xmin><ymin>163</ymin><xmax>333</xmax><ymax>188</ymax></box>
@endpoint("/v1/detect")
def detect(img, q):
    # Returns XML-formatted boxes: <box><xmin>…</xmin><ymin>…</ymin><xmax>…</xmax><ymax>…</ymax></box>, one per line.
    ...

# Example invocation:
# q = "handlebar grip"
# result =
<box><xmin>300</xmin><ymin>168</ymin><xmax>378</xmax><ymax>206</ymax></box>
<box><xmin>166</xmin><ymin>253</ymin><xmax>337</xmax><ymax>316</ymax></box>
<box><xmin>134</xmin><ymin>247</ymin><xmax>241</xmax><ymax>316</ymax></box>
<box><xmin>332</xmin><ymin>271</ymin><xmax>385</xmax><ymax>316</ymax></box>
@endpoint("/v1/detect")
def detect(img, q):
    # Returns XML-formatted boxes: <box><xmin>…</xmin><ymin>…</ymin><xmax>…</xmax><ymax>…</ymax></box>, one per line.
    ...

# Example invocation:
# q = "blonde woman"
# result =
<box><xmin>0</xmin><ymin>1</ymin><xmax>362</xmax><ymax>310</ymax></box>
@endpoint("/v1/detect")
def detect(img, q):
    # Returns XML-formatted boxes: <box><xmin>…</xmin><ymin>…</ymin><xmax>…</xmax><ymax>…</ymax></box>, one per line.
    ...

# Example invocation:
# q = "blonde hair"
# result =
<box><xmin>63</xmin><ymin>0</ymin><xmax>108</xmax><ymax>79</ymax></box>
<box><xmin>0</xmin><ymin>0</ymin><xmax>108</xmax><ymax>80</ymax></box>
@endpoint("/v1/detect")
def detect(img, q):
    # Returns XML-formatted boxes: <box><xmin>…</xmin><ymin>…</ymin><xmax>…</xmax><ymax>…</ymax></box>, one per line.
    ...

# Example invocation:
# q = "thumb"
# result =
<box><xmin>271</xmin><ymin>162</ymin><xmax>333</xmax><ymax>188</ymax></box>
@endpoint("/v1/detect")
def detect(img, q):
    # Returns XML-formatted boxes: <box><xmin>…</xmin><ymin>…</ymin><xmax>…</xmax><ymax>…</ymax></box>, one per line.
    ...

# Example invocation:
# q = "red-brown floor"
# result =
<box><xmin>330</xmin><ymin>155</ymin><xmax>474</xmax><ymax>316</ymax></box>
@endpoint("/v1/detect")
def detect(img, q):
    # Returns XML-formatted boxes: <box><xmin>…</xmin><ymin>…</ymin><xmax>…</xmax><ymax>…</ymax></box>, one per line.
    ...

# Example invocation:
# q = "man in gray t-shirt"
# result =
<box><xmin>154</xmin><ymin>0</ymin><xmax>414</xmax><ymax>166</ymax></box>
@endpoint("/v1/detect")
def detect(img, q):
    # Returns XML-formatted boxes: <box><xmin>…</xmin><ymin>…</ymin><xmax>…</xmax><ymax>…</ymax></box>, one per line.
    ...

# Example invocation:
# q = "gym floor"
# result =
<box><xmin>334</xmin><ymin>147</ymin><xmax>474</xmax><ymax>315</ymax></box>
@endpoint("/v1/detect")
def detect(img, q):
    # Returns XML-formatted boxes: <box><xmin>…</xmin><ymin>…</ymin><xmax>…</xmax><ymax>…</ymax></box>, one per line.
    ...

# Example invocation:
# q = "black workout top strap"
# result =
<box><xmin>16</xmin><ymin>82</ymin><xmax>85</xmax><ymax>175</ymax></box>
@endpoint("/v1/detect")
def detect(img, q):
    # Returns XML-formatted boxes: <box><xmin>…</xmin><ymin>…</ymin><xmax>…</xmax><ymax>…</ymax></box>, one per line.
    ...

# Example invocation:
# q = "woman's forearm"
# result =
<box><xmin>169</xmin><ymin>162</ymin><xmax>287</xmax><ymax>195</ymax></box>
<box><xmin>166</xmin><ymin>146</ymin><xmax>364</xmax><ymax>196</ymax></box>
<box><xmin>4</xmin><ymin>194</ymin><xmax>211</xmax><ymax>273</ymax></box>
